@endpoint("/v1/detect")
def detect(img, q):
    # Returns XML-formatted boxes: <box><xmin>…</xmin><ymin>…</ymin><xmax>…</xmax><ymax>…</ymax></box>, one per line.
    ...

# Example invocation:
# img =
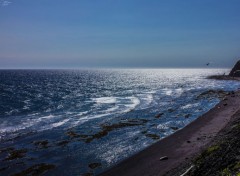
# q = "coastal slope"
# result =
<box><xmin>100</xmin><ymin>91</ymin><xmax>240</xmax><ymax>176</ymax></box>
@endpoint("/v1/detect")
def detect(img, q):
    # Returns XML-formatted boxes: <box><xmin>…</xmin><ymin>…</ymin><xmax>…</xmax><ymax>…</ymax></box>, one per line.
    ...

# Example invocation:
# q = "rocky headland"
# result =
<box><xmin>208</xmin><ymin>60</ymin><xmax>240</xmax><ymax>81</ymax></box>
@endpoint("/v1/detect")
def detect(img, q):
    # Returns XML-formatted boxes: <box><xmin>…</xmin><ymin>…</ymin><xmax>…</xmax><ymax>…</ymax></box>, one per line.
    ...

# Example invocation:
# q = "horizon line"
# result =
<box><xmin>0</xmin><ymin>67</ymin><xmax>231</xmax><ymax>70</ymax></box>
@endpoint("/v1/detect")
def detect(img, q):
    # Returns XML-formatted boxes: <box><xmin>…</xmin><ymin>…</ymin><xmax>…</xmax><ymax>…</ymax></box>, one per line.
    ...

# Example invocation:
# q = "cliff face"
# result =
<box><xmin>229</xmin><ymin>60</ymin><xmax>240</xmax><ymax>77</ymax></box>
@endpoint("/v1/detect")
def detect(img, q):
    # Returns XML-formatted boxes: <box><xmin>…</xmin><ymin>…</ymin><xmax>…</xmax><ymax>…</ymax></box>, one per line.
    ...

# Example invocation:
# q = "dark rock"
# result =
<box><xmin>88</xmin><ymin>163</ymin><xmax>102</xmax><ymax>169</ymax></box>
<box><xmin>187</xmin><ymin>140</ymin><xmax>191</xmax><ymax>143</ymax></box>
<box><xmin>67</xmin><ymin>119</ymin><xmax>149</xmax><ymax>143</ymax></box>
<box><xmin>207</xmin><ymin>75</ymin><xmax>231</xmax><ymax>80</ymax></box>
<box><xmin>16</xmin><ymin>162</ymin><xmax>25</xmax><ymax>165</ymax></box>
<box><xmin>145</xmin><ymin>133</ymin><xmax>160</xmax><ymax>140</ymax></box>
<box><xmin>159</xmin><ymin>129</ymin><xmax>166</xmax><ymax>133</ymax></box>
<box><xmin>168</xmin><ymin>108</ymin><xmax>174</xmax><ymax>113</ymax></box>
<box><xmin>57</xmin><ymin>140</ymin><xmax>69</xmax><ymax>146</ymax></box>
<box><xmin>86</xmin><ymin>119</ymin><xmax>148</xmax><ymax>143</ymax></box>
<box><xmin>159</xmin><ymin>156</ymin><xmax>168</xmax><ymax>161</ymax></box>
<box><xmin>0</xmin><ymin>147</ymin><xmax>14</xmax><ymax>154</ymax></box>
<box><xmin>12</xmin><ymin>163</ymin><xmax>55</xmax><ymax>176</ymax></box>
<box><xmin>81</xmin><ymin>173</ymin><xmax>93</xmax><ymax>176</ymax></box>
<box><xmin>170</xmin><ymin>127</ymin><xmax>179</xmax><ymax>131</ymax></box>
<box><xmin>66</xmin><ymin>131</ymin><xmax>81</xmax><ymax>138</ymax></box>
<box><xmin>5</xmin><ymin>149</ymin><xmax>27</xmax><ymax>161</ymax></box>
<box><xmin>155</xmin><ymin>113</ymin><xmax>164</xmax><ymax>118</ymax></box>
<box><xmin>229</xmin><ymin>60</ymin><xmax>240</xmax><ymax>77</ymax></box>
<box><xmin>34</xmin><ymin>140</ymin><xmax>49</xmax><ymax>148</ymax></box>
<box><xmin>0</xmin><ymin>166</ymin><xmax>9</xmax><ymax>172</ymax></box>
<box><xmin>197</xmin><ymin>90</ymin><xmax>228</xmax><ymax>100</ymax></box>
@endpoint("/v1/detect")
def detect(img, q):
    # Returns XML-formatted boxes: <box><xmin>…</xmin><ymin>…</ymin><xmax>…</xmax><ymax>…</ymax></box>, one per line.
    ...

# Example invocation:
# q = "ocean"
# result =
<box><xmin>0</xmin><ymin>69</ymin><xmax>239</xmax><ymax>175</ymax></box>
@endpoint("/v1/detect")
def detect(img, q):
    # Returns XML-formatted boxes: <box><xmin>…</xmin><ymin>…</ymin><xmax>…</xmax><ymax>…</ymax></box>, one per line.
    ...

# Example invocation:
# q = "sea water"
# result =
<box><xmin>0</xmin><ymin>69</ymin><xmax>239</xmax><ymax>175</ymax></box>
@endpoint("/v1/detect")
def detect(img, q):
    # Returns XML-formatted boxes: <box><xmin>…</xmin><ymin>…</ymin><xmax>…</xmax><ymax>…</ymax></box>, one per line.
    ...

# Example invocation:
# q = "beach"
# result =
<box><xmin>100</xmin><ymin>90</ymin><xmax>240</xmax><ymax>176</ymax></box>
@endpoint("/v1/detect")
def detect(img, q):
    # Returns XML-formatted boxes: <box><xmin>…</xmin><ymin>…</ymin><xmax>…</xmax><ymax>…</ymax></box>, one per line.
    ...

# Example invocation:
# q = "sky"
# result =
<box><xmin>0</xmin><ymin>0</ymin><xmax>240</xmax><ymax>68</ymax></box>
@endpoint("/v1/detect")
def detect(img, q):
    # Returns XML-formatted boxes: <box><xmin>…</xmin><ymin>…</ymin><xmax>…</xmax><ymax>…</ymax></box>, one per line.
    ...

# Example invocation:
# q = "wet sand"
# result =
<box><xmin>100</xmin><ymin>90</ymin><xmax>240</xmax><ymax>176</ymax></box>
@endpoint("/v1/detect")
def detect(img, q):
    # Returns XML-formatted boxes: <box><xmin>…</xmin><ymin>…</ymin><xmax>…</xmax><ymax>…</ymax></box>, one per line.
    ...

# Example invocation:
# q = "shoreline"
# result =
<box><xmin>99</xmin><ymin>90</ymin><xmax>240</xmax><ymax>176</ymax></box>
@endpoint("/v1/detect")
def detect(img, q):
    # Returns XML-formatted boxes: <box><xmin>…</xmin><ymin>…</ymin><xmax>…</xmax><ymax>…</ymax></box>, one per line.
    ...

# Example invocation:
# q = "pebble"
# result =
<box><xmin>159</xmin><ymin>156</ymin><xmax>168</xmax><ymax>161</ymax></box>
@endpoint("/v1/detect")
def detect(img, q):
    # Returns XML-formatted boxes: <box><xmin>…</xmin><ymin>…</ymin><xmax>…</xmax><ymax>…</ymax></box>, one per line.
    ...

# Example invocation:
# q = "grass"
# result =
<box><xmin>194</xmin><ymin>145</ymin><xmax>221</xmax><ymax>166</ymax></box>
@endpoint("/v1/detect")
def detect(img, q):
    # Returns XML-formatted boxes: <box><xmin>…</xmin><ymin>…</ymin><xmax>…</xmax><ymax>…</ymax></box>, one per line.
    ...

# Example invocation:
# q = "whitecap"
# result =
<box><xmin>161</xmin><ymin>89</ymin><xmax>173</xmax><ymax>96</ymax></box>
<box><xmin>75</xmin><ymin>111</ymin><xmax>89</xmax><ymax>116</ymax></box>
<box><xmin>181</xmin><ymin>103</ymin><xmax>200</xmax><ymax>109</ymax></box>
<box><xmin>145</xmin><ymin>90</ymin><xmax>156</xmax><ymax>94</ymax></box>
<box><xmin>174</xmin><ymin>88</ymin><xmax>183</xmax><ymax>97</ymax></box>
<box><xmin>6</xmin><ymin>109</ymin><xmax>19</xmax><ymax>115</ymax></box>
<box><xmin>0</xmin><ymin>114</ymin><xmax>66</xmax><ymax>136</ymax></box>
<box><xmin>130</xmin><ymin>97</ymin><xmax>140</xmax><ymax>107</ymax></box>
<box><xmin>39</xmin><ymin>114</ymin><xmax>55</xmax><ymax>119</ymax></box>
<box><xmin>49</xmin><ymin>119</ymin><xmax>69</xmax><ymax>128</ymax></box>
<box><xmin>121</xmin><ymin>97</ymin><xmax>140</xmax><ymax>113</ymax></box>
<box><xmin>156</xmin><ymin>123</ymin><xmax>169</xmax><ymax>130</ymax></box>
<box><xmin>57</xmin><ymin>104</ymin><xmax>64</xmax><ymax>109</ymax></box>
<box><xmin>81</xmin><ymin>113</ymin><xmax>110</xmax><ymax>121</ymax></box>
<box><xmin>23</xmin><ymin>105</ymin><xmax>30</xmax><ymax>110</ymax></box>
<box><xmin>23</xmin><ymin>99</ymin><xmax>31</xmax><ymax>110</ymax></box>
<box><xmin>137</xmin><ymin>94</ymin><xmax>153</xmax><ymax>110</ymax></box>
<box><xmin>166</xmin><ymin>90</ymin><xmax>173</xmax><ymax>96</ymax></box>
<box><xmin>103</xmin><ymin>106</ymin><xmax>119</xmax><ymax>113</ymax></box>
<box><xmin>0</xmin><ymin>120</ymin><xmax>35</xmax><ymax>134</ymax></box>
<box><xmin>93</xmin><ymin>97</ymin><xmax>117</xmax><ymax>104</ymax></box>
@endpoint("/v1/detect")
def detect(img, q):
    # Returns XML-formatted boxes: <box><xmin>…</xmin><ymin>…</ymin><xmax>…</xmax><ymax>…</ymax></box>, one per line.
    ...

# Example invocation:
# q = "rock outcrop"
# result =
<box><xmin>229</xmin><ymin>60</ymin><xmax>240</xmax><ymax>77</ymax></box>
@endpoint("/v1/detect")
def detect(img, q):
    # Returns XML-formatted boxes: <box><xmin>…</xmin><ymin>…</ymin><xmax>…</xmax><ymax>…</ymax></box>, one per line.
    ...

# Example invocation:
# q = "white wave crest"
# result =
<box><xmin>93</xmin><ymin>97</ymin><xmax>117</xmax><ymax>104</ymax></box>
<box><xmin>122</xmin><ymin>96</ymin><xmax>140</xmax><ymax>113</ymax></box>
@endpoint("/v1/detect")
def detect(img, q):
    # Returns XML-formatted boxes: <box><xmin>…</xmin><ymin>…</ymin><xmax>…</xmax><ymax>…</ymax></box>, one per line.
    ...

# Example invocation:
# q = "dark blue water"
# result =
<box><xmin>0</xmin><ymin>69</ymin><xmax>239</xmax><ymax>175</ymax></box>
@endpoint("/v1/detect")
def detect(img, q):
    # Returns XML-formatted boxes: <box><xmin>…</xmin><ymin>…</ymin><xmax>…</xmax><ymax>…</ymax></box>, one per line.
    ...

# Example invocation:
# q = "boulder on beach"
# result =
<box><xmin>229</xmin><ymin>60</ymin><xmax>240</xmax><ymax>77</ymax></box>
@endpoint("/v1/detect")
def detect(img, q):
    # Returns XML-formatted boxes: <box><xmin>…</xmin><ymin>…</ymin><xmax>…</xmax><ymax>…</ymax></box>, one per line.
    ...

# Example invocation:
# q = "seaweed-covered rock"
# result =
<box><xmin>66</xmin><ymin>118</ymin><xmax>149</xmax><ymax>143</ymax></box>
<box><xmin>34</xmin><ymin>140</ymin><xmax>49</xmax><ymax>148</ymax></box>
<box><xmin>4</xmin><ymin>149</ymin><xmax>27</xmax><ymax>161</ymax></box>
<box><xmin>196</xmin><ymin>90</ymin><xmax>228</xmax><ymax>100</ymax></box>
<box><xmin>145</xmin><ymin>133</ymin><xmax>160</xmax><ymax>140</ymax></box>
<box><xmin>229</xmin><ymin>60</ymin><xmax>240</xmax><ymax>77</ymax></box>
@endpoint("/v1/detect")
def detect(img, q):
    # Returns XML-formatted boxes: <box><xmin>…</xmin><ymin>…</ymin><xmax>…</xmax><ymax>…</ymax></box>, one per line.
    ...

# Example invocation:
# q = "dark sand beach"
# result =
<box><xmin>100</xmin><ymin>90</ymin><xmax>240</xmax><ymax>176</ymax></box>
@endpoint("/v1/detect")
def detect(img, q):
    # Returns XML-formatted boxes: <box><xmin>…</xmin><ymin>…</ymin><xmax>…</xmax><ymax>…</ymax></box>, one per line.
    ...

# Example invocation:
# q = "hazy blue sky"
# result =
<box><xmin>0</xmin><ymin>0</ymin><xmax>240</xmax><ymax>68</ymax></box>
